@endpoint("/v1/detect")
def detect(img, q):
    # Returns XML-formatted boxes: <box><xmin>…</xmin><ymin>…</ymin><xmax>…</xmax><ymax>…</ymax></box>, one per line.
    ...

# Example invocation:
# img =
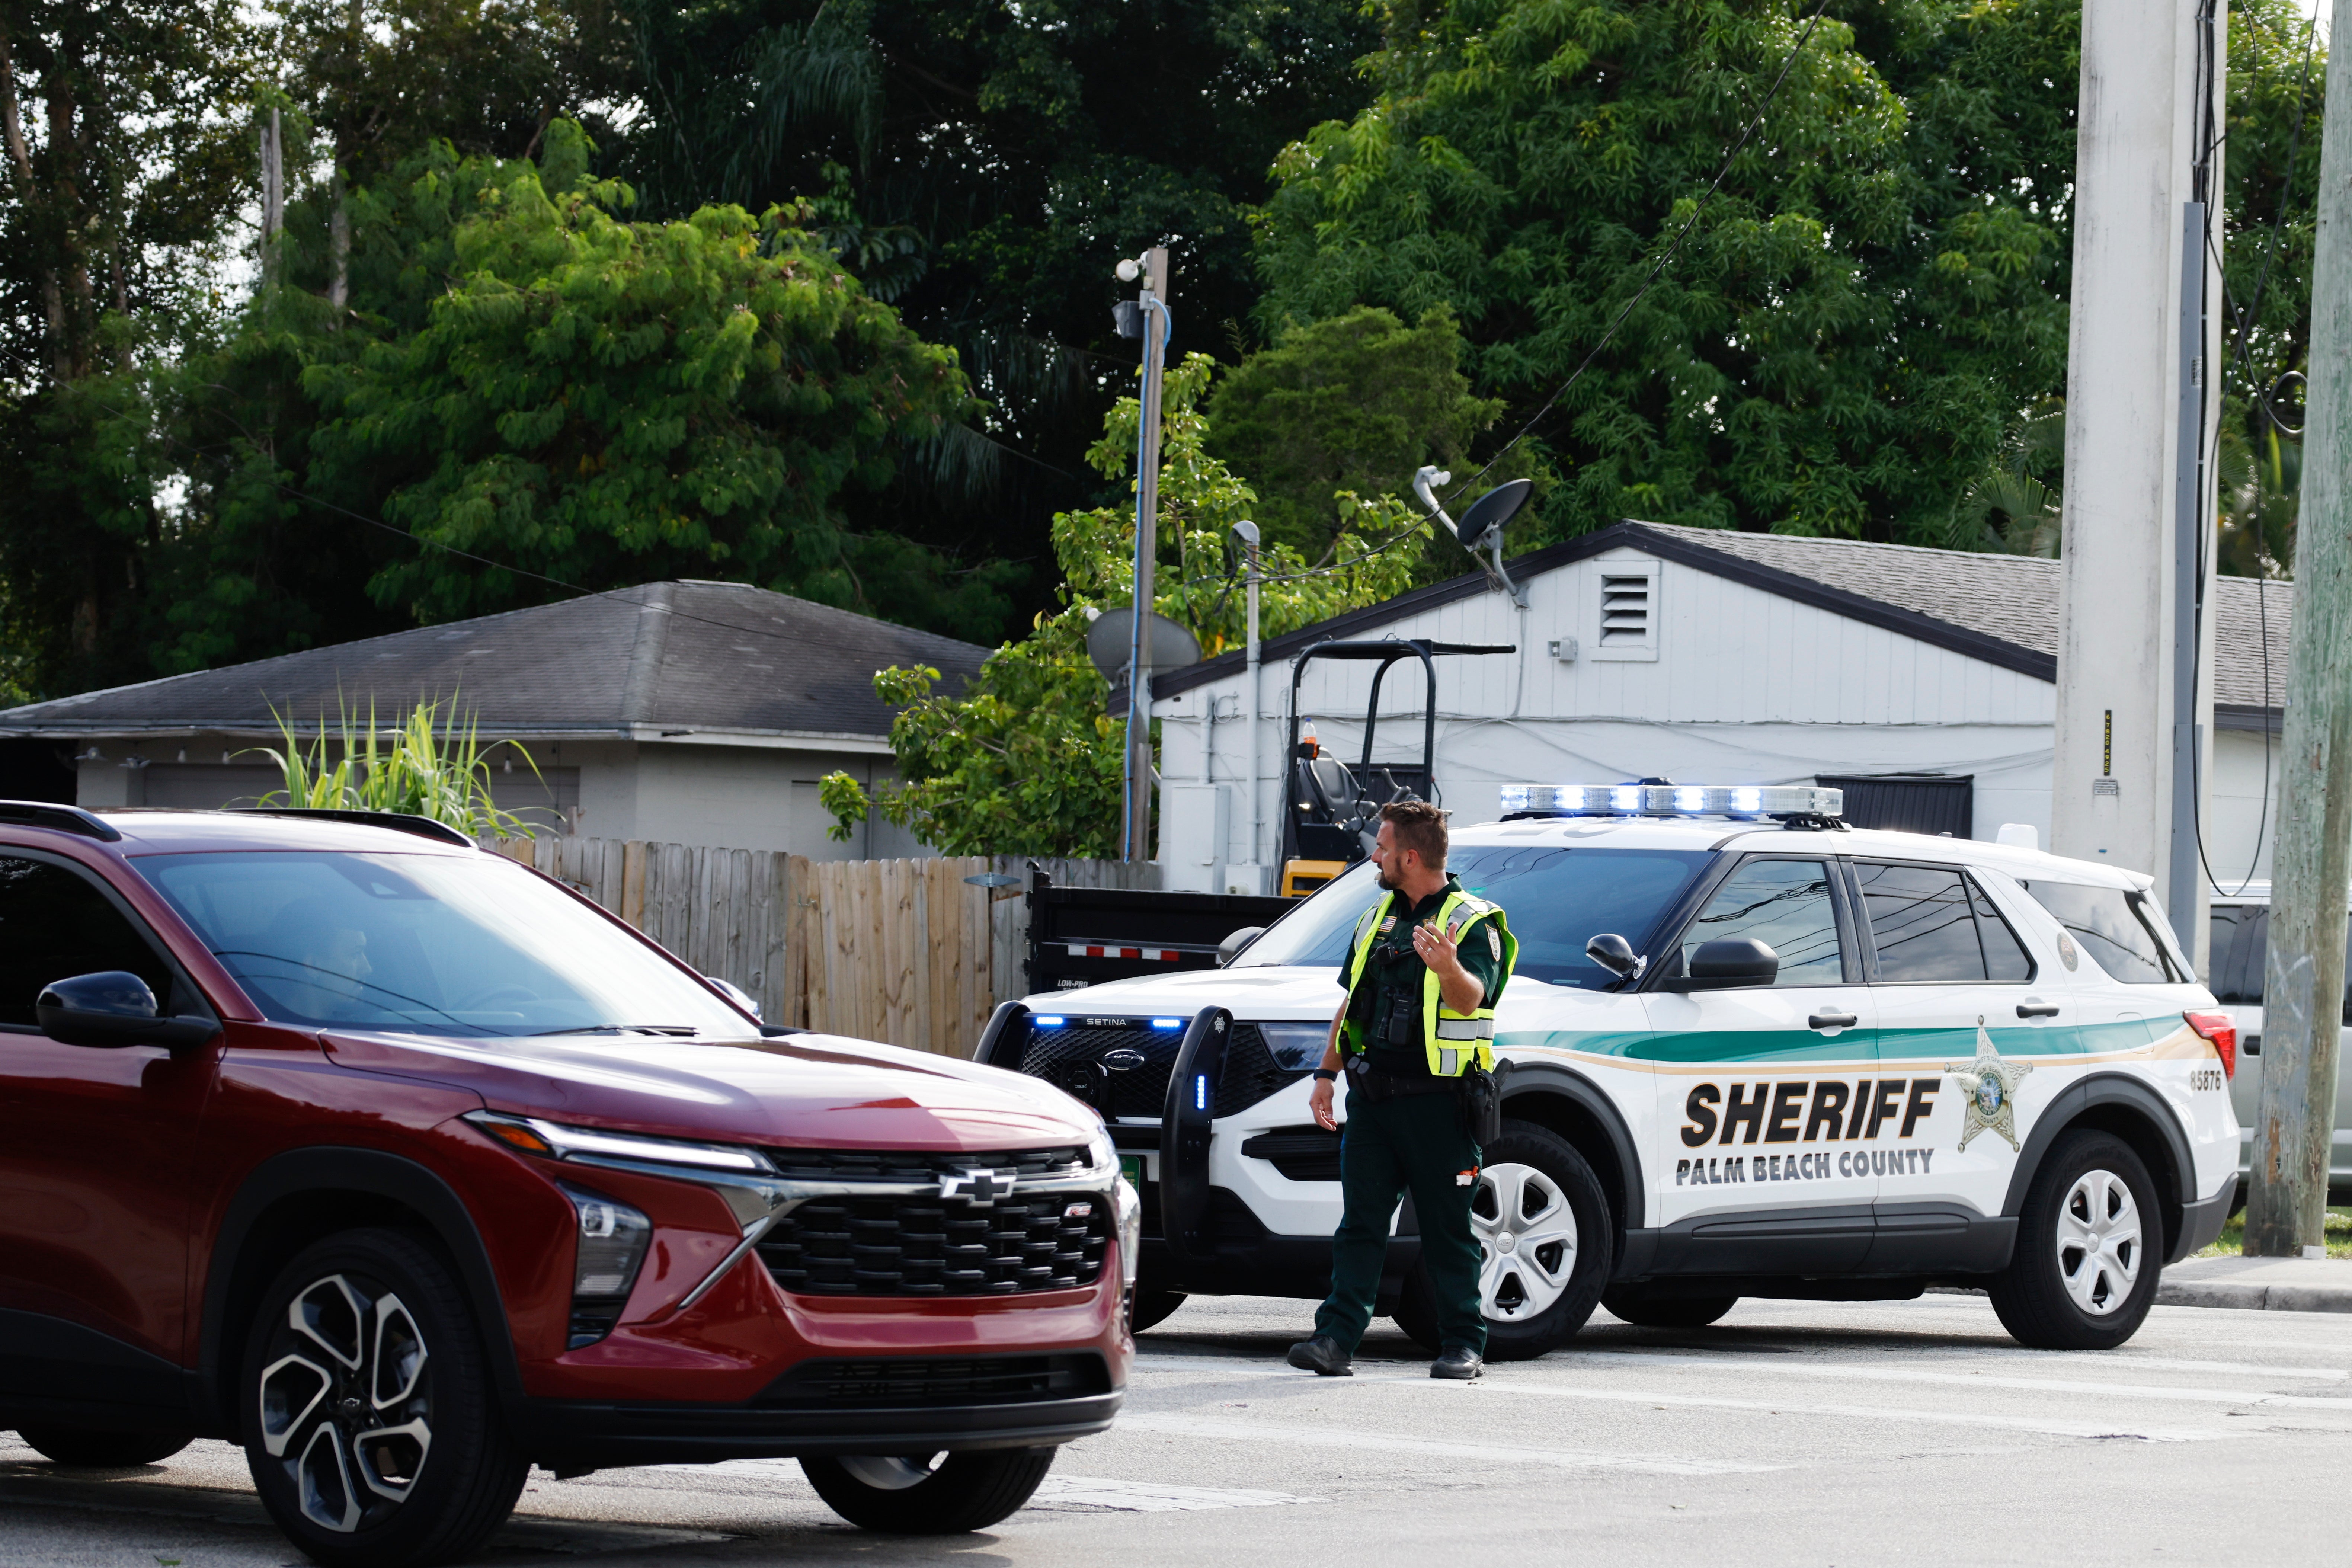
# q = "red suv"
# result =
<box><xmin>0</xmin><ymin>804</ymin><xmax>1134</xmax><ymax>1565</ymax></box>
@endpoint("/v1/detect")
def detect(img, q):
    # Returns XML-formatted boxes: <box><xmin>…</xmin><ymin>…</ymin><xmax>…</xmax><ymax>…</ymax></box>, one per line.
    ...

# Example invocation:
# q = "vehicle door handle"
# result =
<box><xmin>1808</xmin><ymin>1012</ymin><xmax>1859</xmax><ymax>1031</ymax></box>
<box><xmin>2016</xmin><ymin>1003</ymin><xmax>2060</xmax><ymax>1019</ymax></box>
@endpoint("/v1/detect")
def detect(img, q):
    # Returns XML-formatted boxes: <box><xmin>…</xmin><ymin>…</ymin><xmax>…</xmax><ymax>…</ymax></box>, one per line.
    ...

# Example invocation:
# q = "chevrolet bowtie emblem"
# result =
<box><xmin>940</xmin><ymin>1168</ymin><xmax>1014</xmax><ymax>1203</ymax></box>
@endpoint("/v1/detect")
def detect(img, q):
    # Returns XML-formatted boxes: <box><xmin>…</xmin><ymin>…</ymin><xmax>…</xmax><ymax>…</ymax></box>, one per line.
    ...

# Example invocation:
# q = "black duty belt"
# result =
<box><xmin>1344</xmin><ymin>1054</ymin><xmax>1457</xmax><ymax>1103</ymax></box>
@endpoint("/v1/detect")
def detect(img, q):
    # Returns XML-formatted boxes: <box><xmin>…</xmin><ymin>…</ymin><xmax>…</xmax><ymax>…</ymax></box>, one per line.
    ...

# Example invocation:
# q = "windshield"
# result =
<box><xmin>1233</xmin><ymin>845</ymin><xmax>1710</xmax><ymax>989</ymax></box>
<box><xmin>133</xmin><ymin>851</ymin><xmax>750</xmax><ymax>1037</ymax></box>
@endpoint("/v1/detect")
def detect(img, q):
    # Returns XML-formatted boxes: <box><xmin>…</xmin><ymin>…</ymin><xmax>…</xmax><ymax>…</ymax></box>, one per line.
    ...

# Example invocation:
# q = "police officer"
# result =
<box><xmin>1287</xmin><ymin>800</ymin><xmax>1515</xmax><ymax>1380</ymax></box>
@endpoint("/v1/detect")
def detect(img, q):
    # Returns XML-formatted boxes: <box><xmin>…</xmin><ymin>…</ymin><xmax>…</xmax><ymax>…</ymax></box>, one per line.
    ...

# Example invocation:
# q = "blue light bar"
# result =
<box><xmin>1151</xmin><ymin>1017</ymin><xmax>1183</xmax><ymax>1030</ymax></box>
<box><xmin>1034</xmin><ymin>1015</ymin><xmax>1066</xmax><ymax>1027</ymax></box>
<box><xmin>1498</xmin><ymin>783</ymin><xmax>1843</xmax><ymax>820</ymax></box>
<box><xmin>1195</xmin><ymin>1075</ymin><xmax>1207</xmax><ymax>1111</ymax></box>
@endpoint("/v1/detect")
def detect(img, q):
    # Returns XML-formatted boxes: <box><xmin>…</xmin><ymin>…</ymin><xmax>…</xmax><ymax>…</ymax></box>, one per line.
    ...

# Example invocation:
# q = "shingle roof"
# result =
<box><xmin>0</xmin><ymin>582</ymin><xmax>990</xmax><ymax>740</ymax></box>
<box><xmin>1150</xmin><ymin>519</ymin><xmax>2290</xmax><ymax>713</ymax></box>
<box><xmin>1645</xmin><ymin>522</ymin><xmax>2289</xmax><ymax>711</ymax></box>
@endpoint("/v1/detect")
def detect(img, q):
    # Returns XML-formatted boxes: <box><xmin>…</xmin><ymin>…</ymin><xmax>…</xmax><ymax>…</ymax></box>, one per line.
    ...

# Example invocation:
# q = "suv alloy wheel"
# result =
<box><xmin>1990</xmin><ymin>1131</ymin><xmax>2164</xmax><ymax>1350</ymax></box>
<box><xmin>241</xmin><ymin>1229</ymin><xmax>529</xmax><ymax>1567</ymax></box>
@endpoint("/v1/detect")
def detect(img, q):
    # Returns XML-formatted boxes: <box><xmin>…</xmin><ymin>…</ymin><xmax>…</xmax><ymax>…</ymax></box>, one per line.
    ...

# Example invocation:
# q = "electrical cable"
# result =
<box><xmin>2187</xmin><ymin>6</ymin><xmax>2311</xmax><ymax>901</ymax></box>
<box><xmin>1440</xmin><ymin>0</ymin><xmax>1837</xmax><ymax>506</ymax></box>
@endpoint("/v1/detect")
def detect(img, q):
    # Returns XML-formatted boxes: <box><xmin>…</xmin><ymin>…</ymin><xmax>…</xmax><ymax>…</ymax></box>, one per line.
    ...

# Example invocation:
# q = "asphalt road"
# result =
<box><xmin>8</xmin><ymin>1291</ymin><xmax>2351</xmax><ymax>1567</ymax></box>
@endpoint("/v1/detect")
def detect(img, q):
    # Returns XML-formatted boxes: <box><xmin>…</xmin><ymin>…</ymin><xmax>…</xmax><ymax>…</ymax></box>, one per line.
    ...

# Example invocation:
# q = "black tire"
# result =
<box><xmin>1128</xmin><ymin>1287</ymin><xmax>1187</xmax><ymax>1333</ymax></box>
<box><xmin>801</xmin><ymin>1447</ymin><xmax>1057</xmax><ymax>1533</ymax></box>
<box><xmin>1990</xmin><ymin>1130</ymin><xmax>2163</xmax><ymax>1350</ymax></box>
<box><xmin>240</xmin><ymin>1228</ymin><xmax>528</xmax><ymax>1568</ymax></box>
<box><xmin>1600</xmin><ymin>1290</ymin><xmax>1738</xmax><ymax>1329</ymax></box>
<box><xmin>1391</xmin><ymin>1120</ymin><xmax>1613</xmax><ymax>1361</ymax></box>
<box><xmin>15</xmin><ymin>1428</ymin><xmax>191</xmax><ymax>1466</ymax></box>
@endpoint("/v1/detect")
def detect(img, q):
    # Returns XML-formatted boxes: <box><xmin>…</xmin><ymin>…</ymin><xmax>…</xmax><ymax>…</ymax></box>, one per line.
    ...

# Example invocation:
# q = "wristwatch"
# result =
<box><xmin>1312</xmin><ymin>1068</ymin><xmax>1338</xmax><ymax>1082</ymax></box>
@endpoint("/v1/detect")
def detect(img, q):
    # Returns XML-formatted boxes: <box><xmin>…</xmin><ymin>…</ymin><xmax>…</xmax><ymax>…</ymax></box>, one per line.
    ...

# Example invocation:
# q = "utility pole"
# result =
<box><xmin>1121</xmin><ymin>245</ymin><xmax>1171</xmax><ymax>864</ymax></box>
<box><xmin>2246</xmin><ymin>0</ymin><xmax>2352</xmax><ymax>1258</ymax></box>
<box><xmin>2052</xmin><ymin>0</ymin><xmax>2223</xmax><ymax>966</ymax></box>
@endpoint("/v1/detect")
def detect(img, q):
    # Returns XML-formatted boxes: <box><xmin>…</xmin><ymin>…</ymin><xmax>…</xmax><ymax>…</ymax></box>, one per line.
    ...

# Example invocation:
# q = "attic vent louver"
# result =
<box><xmin>1592</xmin><ymin>562</ymin><xmax>1659</xmax><ymax>661</ymax></box>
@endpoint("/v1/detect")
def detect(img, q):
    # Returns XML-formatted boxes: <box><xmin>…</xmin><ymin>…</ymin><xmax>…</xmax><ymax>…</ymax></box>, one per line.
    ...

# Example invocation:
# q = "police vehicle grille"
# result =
<box><xmin>754</xmin><ymin>1352</ymin><xmax>1112</xmax><ymax>1408</ymax></box>
<box><xmin>756</xmin><ymin>1190</ymin><xmax>1111</xmax><ymax>1297</ymax></box>
<box><xmin>1015</xmin><ymin>1020</ymin><xmax>1303</xmax><ymax>1118</ymax></box>
<box><xmin>759</xmin><ymin>1144</ymin><xmax>1092</xmax><ymax>1182</ymax></box>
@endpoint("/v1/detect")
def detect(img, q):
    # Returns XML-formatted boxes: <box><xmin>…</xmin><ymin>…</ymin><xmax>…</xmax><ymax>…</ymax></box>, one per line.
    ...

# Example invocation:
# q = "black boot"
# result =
<box><xmin>1430</xmin><ymin>1345</ymin><xmax>1484</xmax><ymax>1380</ymax></box>
<box><xmin>1286</xmin><ymin>1335</ymin><xmax>1354</xmax><ymax>1376</ymax></box>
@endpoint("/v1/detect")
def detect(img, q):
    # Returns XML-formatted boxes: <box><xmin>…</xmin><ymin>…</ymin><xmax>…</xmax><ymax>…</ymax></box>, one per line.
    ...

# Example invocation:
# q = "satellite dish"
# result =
<box><xmin>1456</xmin><ymin>479</ymin><xmax>1533</xmax><ymax>553</ymax></box>
<box><xmin>1086</xmin><ymin>606</ymin><xmax>1202</xmax><ymax>683</ymax></box>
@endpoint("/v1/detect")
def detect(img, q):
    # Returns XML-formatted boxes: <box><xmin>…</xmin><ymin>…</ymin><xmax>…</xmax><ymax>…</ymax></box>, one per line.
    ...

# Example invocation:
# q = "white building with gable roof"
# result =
<box><xmin>1144</xmin><ymin>520</ymin><xmax>2284</xmax><ymax>899</ymax></box>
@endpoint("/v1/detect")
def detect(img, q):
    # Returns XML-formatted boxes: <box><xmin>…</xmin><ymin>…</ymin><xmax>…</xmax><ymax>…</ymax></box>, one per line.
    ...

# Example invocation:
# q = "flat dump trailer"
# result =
<box><xmin>1024</xmin><ymin>866</ymin><xmax>1293</xmax><ymax>993</ymax></box>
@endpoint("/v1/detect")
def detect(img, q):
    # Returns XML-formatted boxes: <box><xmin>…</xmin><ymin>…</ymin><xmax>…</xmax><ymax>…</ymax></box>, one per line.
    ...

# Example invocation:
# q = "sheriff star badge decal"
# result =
<box><xmin>1945</xmin><ymin>1017</ymin><xmax>2032</xmax><ymax>1153</ymax></box>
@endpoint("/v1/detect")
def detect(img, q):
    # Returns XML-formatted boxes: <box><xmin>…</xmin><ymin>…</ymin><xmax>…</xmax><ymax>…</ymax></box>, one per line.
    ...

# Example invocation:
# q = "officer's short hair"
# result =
<box><xmin>1381</xmin><ymin>800</ymin><xmax>1450</xmax><ymax>867</ymax></box>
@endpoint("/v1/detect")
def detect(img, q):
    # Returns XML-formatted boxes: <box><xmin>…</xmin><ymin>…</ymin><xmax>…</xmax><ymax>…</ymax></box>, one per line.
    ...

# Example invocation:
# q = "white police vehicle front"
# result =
<box><xmin>976</xmin><ymin>785</ymin><xmax>2240</xmax><ymax>1356</ymax></box>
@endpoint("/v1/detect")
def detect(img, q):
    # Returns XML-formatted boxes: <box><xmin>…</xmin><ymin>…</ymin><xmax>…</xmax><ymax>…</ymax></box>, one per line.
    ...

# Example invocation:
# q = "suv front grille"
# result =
<box><xmin>755</xmin><ymin>1353</ymin><xmax>1112</xmax><ymax>1408</ymax></box>
<box><xmin>756</xmin><ymin>1189</ymin><xmax>1111</xmax><ymax>1297</ymax></box>
<box><xmin>1014</xmin><ymin>1020</ymin><xmax>1303</xmax><ymax>1119</ymax></box>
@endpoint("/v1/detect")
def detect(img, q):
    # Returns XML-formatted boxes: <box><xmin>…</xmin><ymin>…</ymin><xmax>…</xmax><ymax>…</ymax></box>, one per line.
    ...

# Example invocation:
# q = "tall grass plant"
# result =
<box><xmin>256</xmin><ymin>696</ymin><xmax>542</xmax><ymax>840</ymax></box>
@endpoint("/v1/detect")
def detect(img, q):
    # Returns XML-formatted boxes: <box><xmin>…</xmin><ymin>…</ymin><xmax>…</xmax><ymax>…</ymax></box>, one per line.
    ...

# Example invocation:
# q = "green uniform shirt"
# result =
<box><xmin>1337</xmin><ymin>874</ymin><xmax>1507</xmax><ymax>1077</ymax></box>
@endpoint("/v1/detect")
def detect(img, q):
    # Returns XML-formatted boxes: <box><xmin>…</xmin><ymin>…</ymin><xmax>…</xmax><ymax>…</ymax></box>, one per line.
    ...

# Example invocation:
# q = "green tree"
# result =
<box><xmin>0</xmin><ymin>0</ymin><xmax>259</xmax><ymax>694</ymax></box>
<box><xmin>1253</xmin><ymin>0</ymin><xmax>2070</xmax><ymax>545</ymax></box>
<box><xmin>300</xmin><ymin>124</ymin><xmax>984</xmax><ymax>625</ymax></box>
<box><xmin>1204</xmin><ymin>305</ymin><xmax>1501</xmax><ymax>563</ymax></box>
<box><xmin>825</xmin><ymin>352</ymin><xmax>1423</xmax><ymax>856</ymax></box>
<box><xmin>609</xmin><ymin>0</ymin><xmax>1384</xmax><ymax>619</ymax></box>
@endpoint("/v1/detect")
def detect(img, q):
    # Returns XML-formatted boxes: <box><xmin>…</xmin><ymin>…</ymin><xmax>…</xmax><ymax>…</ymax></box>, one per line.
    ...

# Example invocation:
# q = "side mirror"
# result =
<box><xmin>1218</xmin><ymin>927</ymin><xmax>1266</xmax><ymax>967</ymax></box>
<box><xmin>1585</xmin><ymin>933</ymin><xmax>1643</xmax><ymax>980</ymax></box>
<box><xmin>36</xmin><ymin>971</ymin><xmax>219</xmax><ymax>1049</ymax></box>
<box><xmin>1661</xmin><ymin>938</ymin><xmax>1780</xmax><ymax>992</ymax></box>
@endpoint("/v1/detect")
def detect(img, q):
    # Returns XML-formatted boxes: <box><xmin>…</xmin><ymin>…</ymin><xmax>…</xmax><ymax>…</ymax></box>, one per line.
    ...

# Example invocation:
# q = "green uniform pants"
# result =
<box><xmin>1313</xmin><ymin>1087</ymin><xmax>1486</xmax><ymax>1355</ymax></box>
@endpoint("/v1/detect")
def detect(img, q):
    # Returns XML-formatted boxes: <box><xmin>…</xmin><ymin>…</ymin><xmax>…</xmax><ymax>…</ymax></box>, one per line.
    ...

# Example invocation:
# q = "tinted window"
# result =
<box><xmin>1680</xmin><ymin>859</ymin><xmax>1843</xmax><ymax>987</ymax></box>
<box><xmin>2211</xmin><ymin>905</ymin><xmax>2259</xmax><ymax>1003</ymax></box>
<box><xmin>0</xmin><ymin>856</ymin><xmax>177</xmax><ymax>1027</ymax></box>
<box><xmin>2214</xmin><ymin>909</ymin><xmax>2352</xmax><ymax>1022</ymax></box>
<box><xmin>134</xmin><ymin>851</ymin><xmax>748</xmax><ymax>1037</ymax></box>
<box><xmin>2020</xmin><ymin>881</ymin><xmax>2185</xmax><ymax>983</ymax></box>
<box><xmin>1970</xmin><ymin>878</ymin><xmax>2035</xmax><ymax>983</ymax></box>
<box><xmin>1231</xmin><ymin>847</ymin><xmax>1711</xmax><ymax>991</ymax></box>
<box><xmin>1453</xmin><ymin>847</ymin><xmax>1710</xmax><ymax>988</ymax></box>
<box><xmin>1856</xmin><ymin>862</ymin><xmax>1984</xmax><ymax>982</ymax></box>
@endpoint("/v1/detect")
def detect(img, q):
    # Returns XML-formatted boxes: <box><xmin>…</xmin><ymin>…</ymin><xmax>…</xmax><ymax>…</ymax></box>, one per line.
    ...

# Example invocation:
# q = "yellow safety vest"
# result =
<box><xmin>1340</xmin><ymin>886</ymin><xmax>1517</xmax><ymax>1077</ymax></box>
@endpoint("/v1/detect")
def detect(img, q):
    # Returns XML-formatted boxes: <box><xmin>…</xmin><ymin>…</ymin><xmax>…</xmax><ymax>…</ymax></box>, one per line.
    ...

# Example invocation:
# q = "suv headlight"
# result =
<box><xmin>560</xmin><ymin>1183</ymin><xmax>650</xmax><ymax>1348</ymax></box>
<box><xmin>1087</xmin><ymin>1124</ymin><xmax>1118</xmax><ymax>1175</ymax></box>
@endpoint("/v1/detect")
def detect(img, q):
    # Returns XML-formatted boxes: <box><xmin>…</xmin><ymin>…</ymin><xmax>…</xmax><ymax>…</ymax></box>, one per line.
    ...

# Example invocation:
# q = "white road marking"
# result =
<box><xmin>1993</xmin><ymin>1354</ymin><xmax>2348</xmax><ymax>1381</ymax></box>
<box><xmin>1120</xmin><ymin>1413</ymin><xmax>1781</xmax><ymax>1475</ymax></box>
<box><xmin>1132</xmin><ymin>1359</ymin><xmax>2226</xmax><ymax>1441</ymax></box>
<box><xmin>1572</xmin><ymin>1353</ymin><xmax>2352</xmax><ymax>1410</ymax></box>
<box><xmin>1030</xmin><ymin>1475</ymin><xmax>1319</xmax><ymax>1512</ymax></box>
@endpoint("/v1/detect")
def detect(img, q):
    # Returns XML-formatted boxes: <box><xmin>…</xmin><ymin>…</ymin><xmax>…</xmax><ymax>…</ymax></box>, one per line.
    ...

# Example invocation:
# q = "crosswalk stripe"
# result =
<box><xmin>1119</xmin><ymin>1412</ymin><xmax>1780</xmax><ymax>1475</ymax></box>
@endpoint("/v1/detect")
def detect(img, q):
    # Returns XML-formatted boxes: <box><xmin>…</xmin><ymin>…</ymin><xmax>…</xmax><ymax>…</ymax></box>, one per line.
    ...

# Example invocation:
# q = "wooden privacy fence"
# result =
<box><xmin>488</xmin><ymin>836</ymin><xmax>1156</xmax><ymax>1057</ymax></box>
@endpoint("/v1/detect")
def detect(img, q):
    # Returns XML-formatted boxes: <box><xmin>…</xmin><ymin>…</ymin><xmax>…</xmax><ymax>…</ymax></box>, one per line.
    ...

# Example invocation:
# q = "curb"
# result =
<box><xmin>2154</xmin><ymin>1278</ymin><xmax>2352</xmax><ymax>1314</ymax></box>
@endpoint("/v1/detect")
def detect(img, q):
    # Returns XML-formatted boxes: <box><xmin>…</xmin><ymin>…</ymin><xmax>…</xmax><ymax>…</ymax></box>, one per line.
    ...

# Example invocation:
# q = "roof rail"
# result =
<box><xmin>0</xmin><ymin>800</ymin><xmax>122</xmax><ymax>842</ymax></box>
<box><xmin>227</xmin><ymin>808</ymin><xmax>476</xmax><ymax>847</ymax></box>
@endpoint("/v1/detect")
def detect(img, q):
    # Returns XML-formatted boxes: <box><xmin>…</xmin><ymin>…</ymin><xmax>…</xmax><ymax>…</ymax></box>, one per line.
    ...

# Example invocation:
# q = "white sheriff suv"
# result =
<box><xmin>977</xmin><ymin>785</ymin><xmax>2240</xmax><ymax>1357</ymax></box>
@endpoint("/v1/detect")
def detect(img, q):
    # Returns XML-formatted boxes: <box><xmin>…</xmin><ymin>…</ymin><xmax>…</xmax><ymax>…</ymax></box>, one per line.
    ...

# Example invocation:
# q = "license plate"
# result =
<box><xmin>1120</xmin><ymin>1155</ymin><xmax>1145</xmax><ymax>1188</ymax></box>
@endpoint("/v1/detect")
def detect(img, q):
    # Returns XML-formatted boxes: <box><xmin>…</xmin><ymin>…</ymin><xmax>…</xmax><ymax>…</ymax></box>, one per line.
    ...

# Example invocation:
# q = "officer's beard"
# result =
<box><xmin>1375</xmin><ymin>862</ymin><xmax>1399</xmax><ymax>891</ymax></box>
